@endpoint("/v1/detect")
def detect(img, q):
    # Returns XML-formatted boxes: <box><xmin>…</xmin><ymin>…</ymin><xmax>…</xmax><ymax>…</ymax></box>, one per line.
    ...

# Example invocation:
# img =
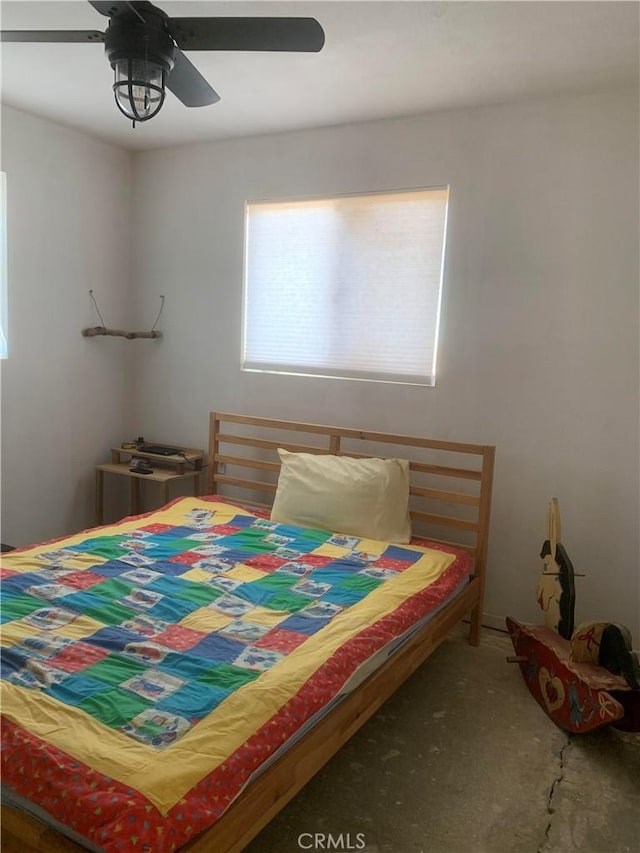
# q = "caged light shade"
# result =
<box><xmin>104</xmin><ymin>9</ymin><xmax>176</xmax><ymax>125</ymax></box>
<box><xmin>112</xmin><ymin>57</ymin><xmax>167</xmax><ymax>122</ymax></box>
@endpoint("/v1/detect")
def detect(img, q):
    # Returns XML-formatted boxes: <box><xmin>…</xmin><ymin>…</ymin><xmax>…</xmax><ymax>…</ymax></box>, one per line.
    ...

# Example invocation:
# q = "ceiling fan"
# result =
<box><xmin>0</xmin><ymin>1</ymin><xmax>325</xmax><ymax>125</ymax></box>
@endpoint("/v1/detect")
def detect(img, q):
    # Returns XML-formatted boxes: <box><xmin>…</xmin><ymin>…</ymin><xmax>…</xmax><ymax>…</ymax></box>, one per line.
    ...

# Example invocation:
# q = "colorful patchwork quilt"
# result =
<box><xmin>1</xmin><ymin>497</ymin><xmax>472</xmax><ymax>852</ymax></box>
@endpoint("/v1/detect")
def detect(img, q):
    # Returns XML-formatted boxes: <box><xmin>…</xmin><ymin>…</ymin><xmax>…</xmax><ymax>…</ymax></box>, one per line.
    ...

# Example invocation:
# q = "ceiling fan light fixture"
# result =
<box><xmin>113</xmin><ymin>57</ymin><xmax>166</xmax><ymax>121</ymax></box>
<box><xmin>1</xmin><ymin>1</ymin><xmax>325</xmax><ymax>126</ymax></box>
<box><xmin>104</xmin><ymin>8</ymin><xmax>175</xmax><ymax>124</ymax></box>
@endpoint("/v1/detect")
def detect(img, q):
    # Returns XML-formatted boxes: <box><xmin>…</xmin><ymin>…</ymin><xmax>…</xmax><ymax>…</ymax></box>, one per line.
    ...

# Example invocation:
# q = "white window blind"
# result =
<box><xmin>0</xmin><ymin>173</ymin><xmax>6</xmax><ymax>359</ymax></box>
<box><xmin>242</xmin><ymin>187</ymin><xmax>449</xmax><ymax>385</ymax></box>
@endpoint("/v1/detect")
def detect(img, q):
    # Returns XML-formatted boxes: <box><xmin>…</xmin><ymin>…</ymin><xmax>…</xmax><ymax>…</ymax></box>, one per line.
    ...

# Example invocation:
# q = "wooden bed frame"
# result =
<box><xmin>1</xmin><ymin>412</ymin><xmax>495</xmax><ymax>853</ymax></box>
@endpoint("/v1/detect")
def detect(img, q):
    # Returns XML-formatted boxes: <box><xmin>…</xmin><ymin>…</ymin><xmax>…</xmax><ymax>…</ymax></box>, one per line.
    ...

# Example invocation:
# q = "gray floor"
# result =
<box><xmin>246</xmin><ymin>626</ymin><xmax>640</xmax><ymax>853</ymax></box>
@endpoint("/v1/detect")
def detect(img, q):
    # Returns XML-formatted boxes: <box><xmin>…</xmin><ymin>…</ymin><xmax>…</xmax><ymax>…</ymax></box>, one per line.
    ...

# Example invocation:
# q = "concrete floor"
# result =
<box><xmin>246</xmin><ymin>626</ymin><xmax>640</xmax><ymax>853</ymax></box>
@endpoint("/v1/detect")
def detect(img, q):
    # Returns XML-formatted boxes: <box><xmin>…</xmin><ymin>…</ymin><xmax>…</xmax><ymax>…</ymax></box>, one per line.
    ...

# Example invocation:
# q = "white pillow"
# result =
<box><xmin>271</xmin><ymin>449</ymin><xmax>412</xmax><ymax>543</ymax></box>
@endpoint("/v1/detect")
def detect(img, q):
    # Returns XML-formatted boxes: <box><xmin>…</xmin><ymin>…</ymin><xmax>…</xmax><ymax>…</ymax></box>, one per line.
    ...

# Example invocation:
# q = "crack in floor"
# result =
<box><xmin>538</xmin><ymin>734</ymin><xmax>572</xmax><ymax>852</ymax></box>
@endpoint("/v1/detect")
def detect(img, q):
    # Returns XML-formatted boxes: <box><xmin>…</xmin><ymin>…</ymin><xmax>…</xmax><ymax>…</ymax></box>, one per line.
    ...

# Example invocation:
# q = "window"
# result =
<box><xmin>0</xmin><ymin>172</ymin><xmax>6</xmax><ymax>359</ymax></box>
<box><xmin>242</xmin><ymin>186</ymin><xmax>449</xmax><ymax>386</ymax></box>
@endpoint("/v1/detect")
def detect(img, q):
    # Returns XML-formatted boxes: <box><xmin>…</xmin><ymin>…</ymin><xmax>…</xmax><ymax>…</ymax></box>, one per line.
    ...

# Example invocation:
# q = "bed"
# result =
<box><xmin>1</xmin><ymin>412</ymin><xmax>495</xmax><ymax>853</ymax></box>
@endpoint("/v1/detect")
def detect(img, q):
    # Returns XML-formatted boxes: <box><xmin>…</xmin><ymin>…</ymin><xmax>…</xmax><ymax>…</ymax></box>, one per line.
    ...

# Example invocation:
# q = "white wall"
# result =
<box><xmin>131</xmin><ymin>88</ymin><xmax>640</xmax><ymax>636</ymax></box>
<box><xmin>1</xmin><ymin>91</ymin><xmax>637</xmax><ymax>637</ymax></box>
<box><xmin>0</xmin><ymin>106</ymin><xmax>134</xmax><ymax>545</ymax></box>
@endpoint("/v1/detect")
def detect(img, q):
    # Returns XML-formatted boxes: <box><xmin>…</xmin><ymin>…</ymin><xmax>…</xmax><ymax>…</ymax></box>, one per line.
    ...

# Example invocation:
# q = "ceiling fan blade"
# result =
<box><xmin>0</xmin><ymin>30</ymin><xmax>104</xmax><ymax>43</ymax></box>
<box><xmin>167</xmin><ymin>50</ymin><xmax>221</xmax><ymax>107</ymax></box>
<box><xmin>167</xmin><ymin>17</ymin><xmax>325</xmax><ymax>53</ymax></box>
<box><xmin>87</xmin><ymin>1</ymin><xmax>131</xmax><ymax>17</ymax></box>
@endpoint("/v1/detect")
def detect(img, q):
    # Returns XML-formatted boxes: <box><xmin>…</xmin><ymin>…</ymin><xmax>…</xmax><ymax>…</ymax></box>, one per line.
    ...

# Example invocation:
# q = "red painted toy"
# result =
<box><xmin>507</xmin><ymin>499</ymin><xmax>639</xmax><ymax>733</ymax></box>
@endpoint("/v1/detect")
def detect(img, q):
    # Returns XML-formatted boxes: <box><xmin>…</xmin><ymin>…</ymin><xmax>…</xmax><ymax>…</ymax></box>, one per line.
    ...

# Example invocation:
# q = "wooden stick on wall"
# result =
<box><xmin>82</xmin><ymin>327</ymin><xmax>162</xmax><ymax>339</ymax></box>
<box><xmin>82</xmin><ymin>291</ymin><xmax>164</xmax><ymax>340</ymax></box>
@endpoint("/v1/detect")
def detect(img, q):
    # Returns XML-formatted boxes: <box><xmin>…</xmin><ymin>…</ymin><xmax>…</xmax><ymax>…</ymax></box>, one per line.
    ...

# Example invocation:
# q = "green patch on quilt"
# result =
<box><xmin>174</xmin><ymin>584</ymin><xmax>223</xmax><ymax>606</ymax></box>
<box><xmin>85</xmin><ymin>602</ymin><xmax>138</xmax><ymax>626</ymax></box>
<box><xmin>90</xmin><ymin>579</ymin><xmax>135</xmax><ymax>601</ymax></box>
<box><xmin>263</xmin><ymin>591</ymin><xmax>313</xmax><ymax>612</ymax></box>
<box><xmin>83</xmin><ymin>654</ymin><xmax>146</xmax><ymax>685</ymax></box>
<box><xmin>78</xmin><ymin>687</ymin><xmax>151</xmax><ymax>728</ymax></box>
<box><xmin>197</xmin><ymin>663</ymin><xmax>261</xmax><ymax>690</ymax></box>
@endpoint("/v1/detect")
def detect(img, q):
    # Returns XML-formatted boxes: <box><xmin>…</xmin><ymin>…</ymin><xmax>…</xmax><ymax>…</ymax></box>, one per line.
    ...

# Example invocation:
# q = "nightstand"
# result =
<box><xmin>96</xmin><ymin>444</ymin><xmax>204</xmax><ymax>524</ymax></box>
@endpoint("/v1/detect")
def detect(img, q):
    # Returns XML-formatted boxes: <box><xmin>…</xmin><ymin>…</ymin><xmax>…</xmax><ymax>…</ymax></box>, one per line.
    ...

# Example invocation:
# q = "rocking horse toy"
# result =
<box><xmin>506</xmin><ymin>498</ymin><xmax>639</xmax><ymax>733</ymax></box>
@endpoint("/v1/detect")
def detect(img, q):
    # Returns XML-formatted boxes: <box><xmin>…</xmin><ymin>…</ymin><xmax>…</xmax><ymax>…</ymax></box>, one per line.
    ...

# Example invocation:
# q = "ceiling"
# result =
<box><xmin>1</xmin><ymin>1</ymin><xmax>638</xmax><ymax>151</ymax></box>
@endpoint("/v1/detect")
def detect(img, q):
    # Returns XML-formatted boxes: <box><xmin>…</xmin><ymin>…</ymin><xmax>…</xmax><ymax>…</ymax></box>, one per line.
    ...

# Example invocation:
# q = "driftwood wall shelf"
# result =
<box><xmin>82</xmin><ymin>291</ymin><xmax>164</xmax><ymax>341</ymax></box>
<box><xmin>82</xmin><ymin>327</ymin><xmax>162</xmax><ymax>340</ymax></box>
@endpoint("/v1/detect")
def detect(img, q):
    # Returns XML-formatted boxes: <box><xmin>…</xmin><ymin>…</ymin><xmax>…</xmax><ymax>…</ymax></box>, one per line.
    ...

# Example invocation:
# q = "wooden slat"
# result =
<box><xmin>408</xmin><ymin>461</ymin><xmax>482</xmax><ymax>481</ymax></box>
<box><xmin>215</xmin><ymin>412</ymin><xmax>488</xmax><ymax>455</ymax></box>
<box><xmin>216</xmin><ymin>433</ymin><xmax>328</xmax><ymax>456</ymax></box>
<box><xmin>332</xmin><ymin>451</ymin><xmax>482</xmax><ymax>481</ymax></box>
<box><xmin>208</xmin><ymin>413</ymin><xmax>219</xmax><ymax>494</ymax></box>
<box><xmin>469</xmin><ymin>445</ymin><xmax>496</xmax><ymax>645</ymax></box>
<box><xmin>410</xmin><ymin>486</ymin><xmax>480</xmax><ymax>506</ymax></box>
<box><xmin>328</xmin><ymin>434</ymin><xmax>341</xmax><ymax>454</ymax></box>
<box><xmin>214</xmin><ymin>454</ymin><xmax>280</xmax><ymax>473</ymax></box>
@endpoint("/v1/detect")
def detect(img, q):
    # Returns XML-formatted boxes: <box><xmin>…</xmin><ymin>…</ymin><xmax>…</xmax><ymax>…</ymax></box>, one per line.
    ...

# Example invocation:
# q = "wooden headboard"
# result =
<box><xmin>207</xmin><ymin>411</ymin><xmax>495</xmax><ymax>580</ymax></box>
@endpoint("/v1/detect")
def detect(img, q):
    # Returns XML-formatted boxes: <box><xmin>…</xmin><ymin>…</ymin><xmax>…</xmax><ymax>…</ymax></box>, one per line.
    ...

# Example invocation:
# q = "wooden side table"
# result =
<box><xmin>95</xmin><ymin>445</ymin><xmax>204</xmax><ymax>524</ymax></box>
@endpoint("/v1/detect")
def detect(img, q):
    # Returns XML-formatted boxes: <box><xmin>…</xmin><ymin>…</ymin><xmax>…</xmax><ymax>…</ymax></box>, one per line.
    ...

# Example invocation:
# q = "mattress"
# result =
<box><xmin>1</xmin><ymin>496</ymin><xmax>473</xmax><ymax>852</ymax></box>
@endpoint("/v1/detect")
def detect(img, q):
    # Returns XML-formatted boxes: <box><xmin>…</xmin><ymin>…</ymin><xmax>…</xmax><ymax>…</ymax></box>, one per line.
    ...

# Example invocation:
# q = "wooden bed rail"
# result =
<box><xmin>208</xmin><ymin>411</ymin><xmax>495</xmax><ymax>644</ymax></box>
